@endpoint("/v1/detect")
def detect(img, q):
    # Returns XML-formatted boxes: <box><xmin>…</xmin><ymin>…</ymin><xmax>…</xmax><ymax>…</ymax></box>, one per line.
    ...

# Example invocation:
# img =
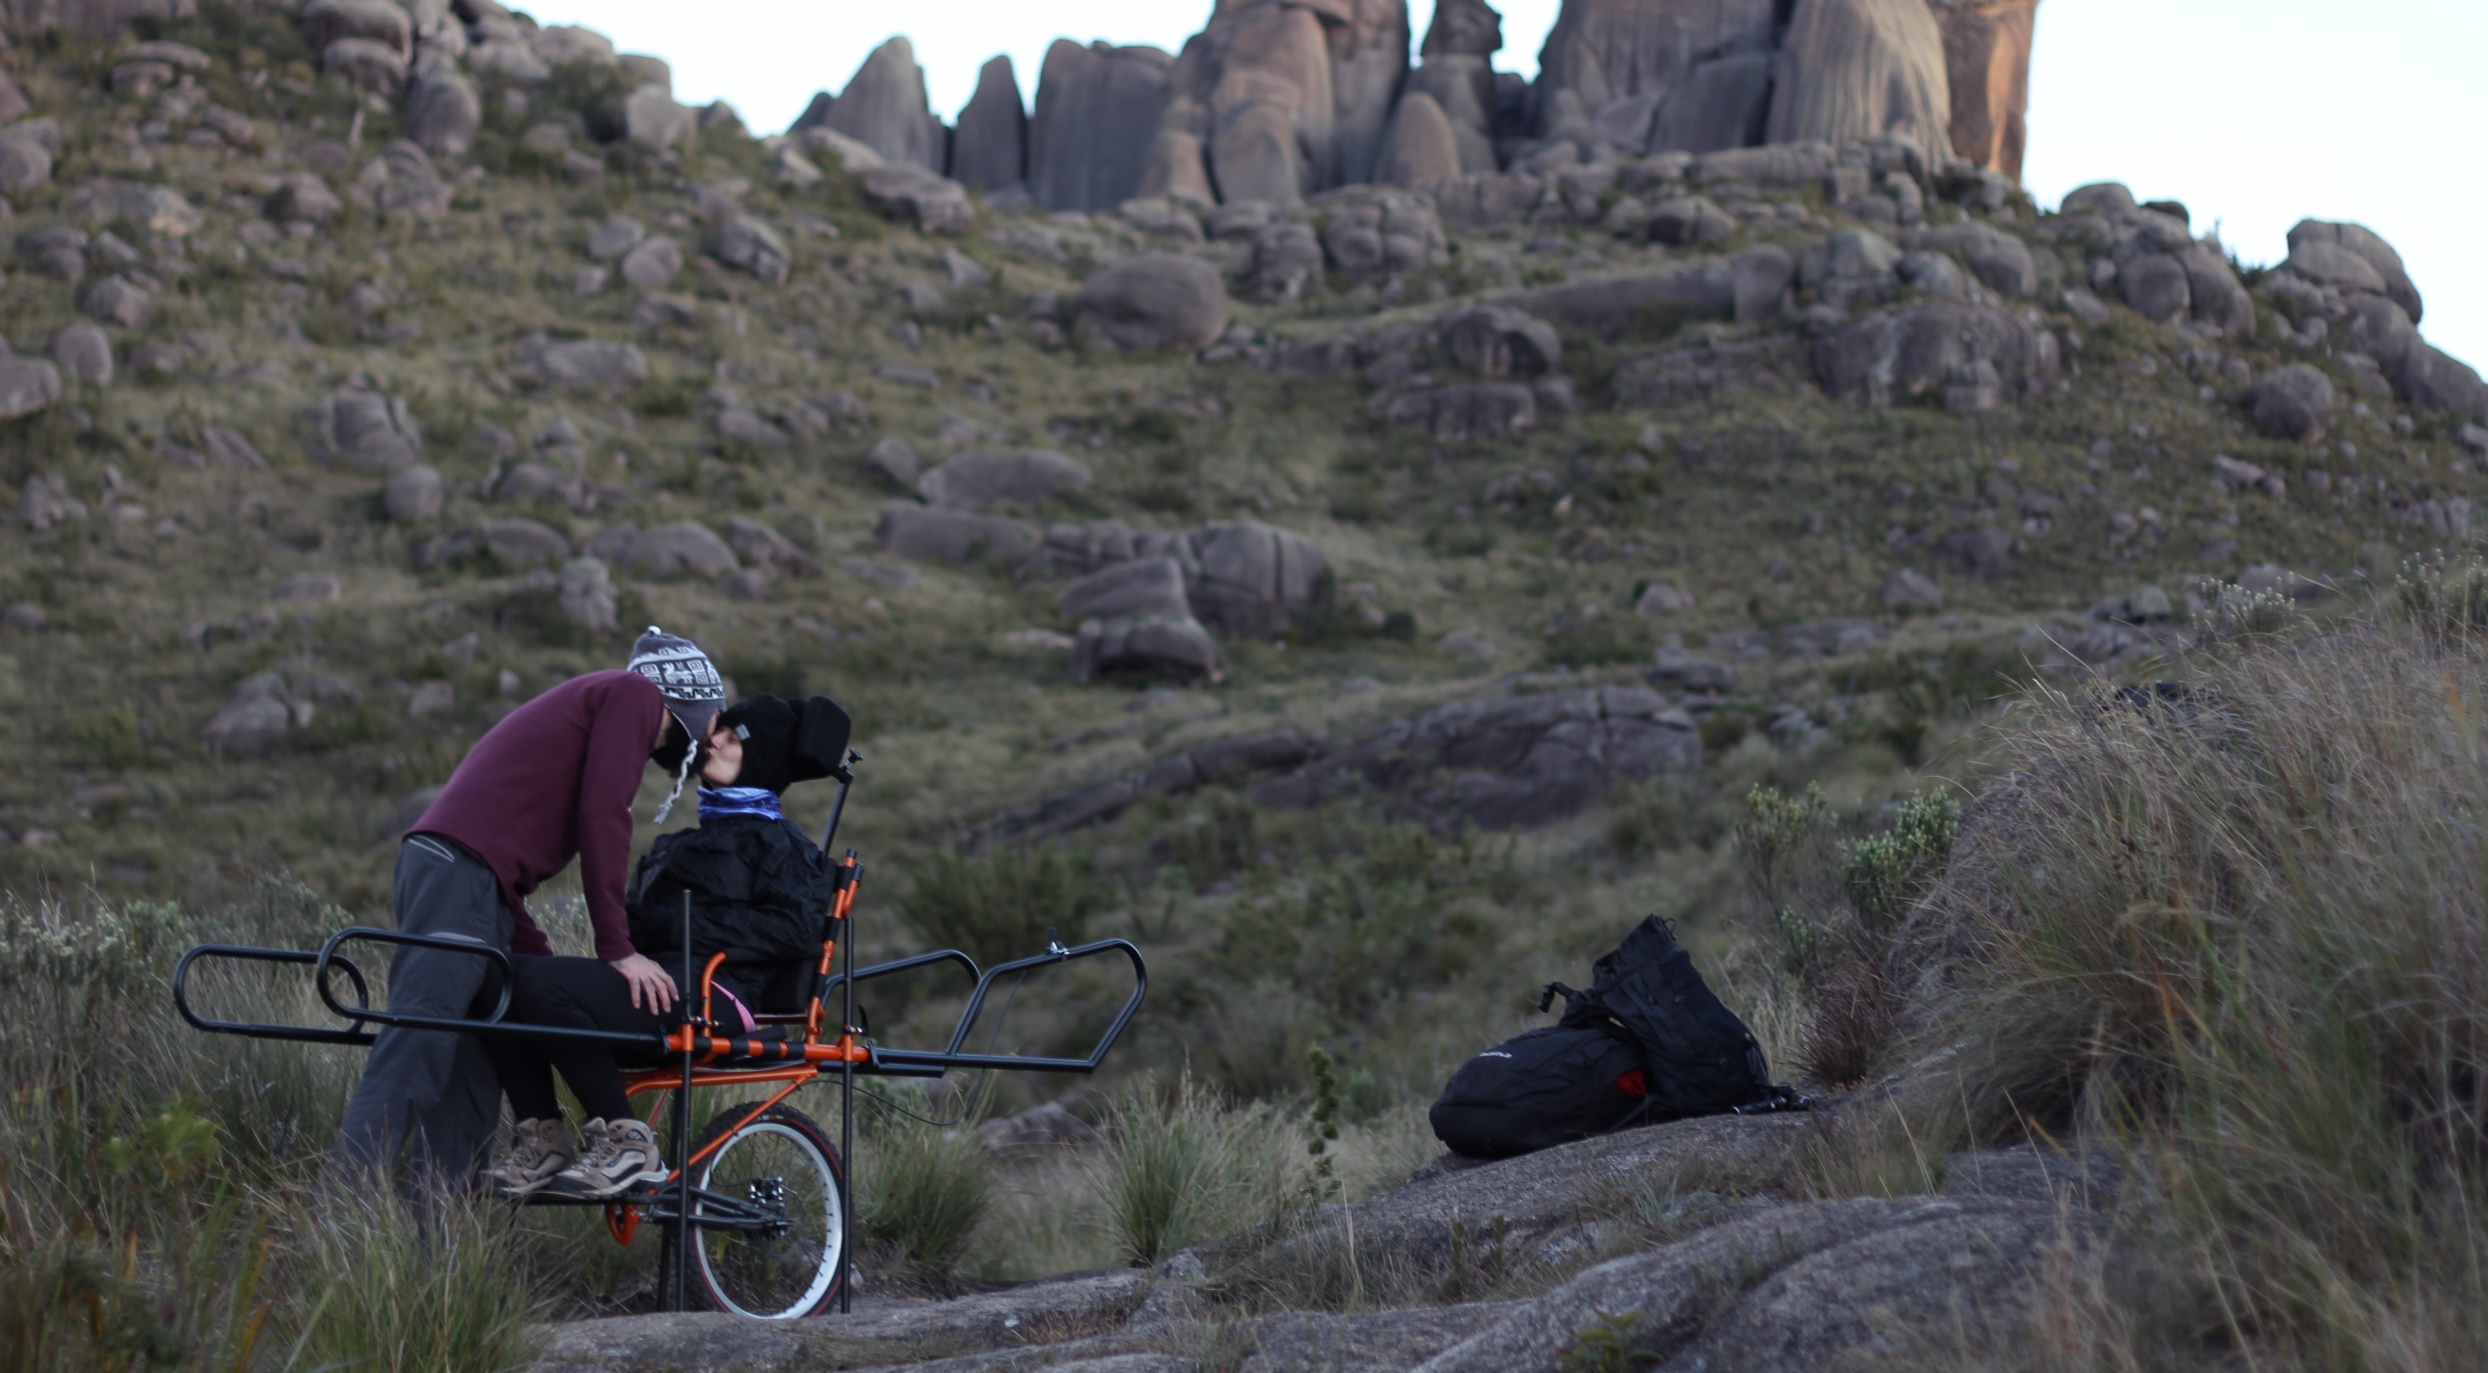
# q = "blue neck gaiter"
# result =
<box><xmin>697</xmin><ymin>786</ymin><xmax>782</xmax><ymax>823</ymax></box>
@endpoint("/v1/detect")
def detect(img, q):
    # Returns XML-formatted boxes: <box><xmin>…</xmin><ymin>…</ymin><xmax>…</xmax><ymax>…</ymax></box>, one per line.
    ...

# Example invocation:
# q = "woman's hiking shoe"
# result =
<box><xmin>543</xmin><ymin>1118</ymin><xmax>668</xmax><ymax>1199</ymax></box>
<box><xmin>486</xmin><ymin>1117</ymin><xmax>577</xmax><ymax>1199</ymax></box>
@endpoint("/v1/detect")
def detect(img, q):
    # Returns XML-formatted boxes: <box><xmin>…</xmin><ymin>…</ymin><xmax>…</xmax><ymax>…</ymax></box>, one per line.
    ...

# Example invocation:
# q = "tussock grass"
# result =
<box><xmin>1906</xmin><ymin>599</ymin><xmax>2488</xmax><ymax>1368</ymax></box>
<box><xmin>1091</xmin><ymin>1077</ymin><xmax>1306</xmax><ymax>1267</ymax></box>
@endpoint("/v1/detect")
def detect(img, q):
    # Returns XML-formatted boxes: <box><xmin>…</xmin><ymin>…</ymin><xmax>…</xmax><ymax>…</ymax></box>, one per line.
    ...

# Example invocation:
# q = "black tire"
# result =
<box><xmin>683</xmin><ymin>1103</ymin><xmax>848</xmax><ymax>1319</ymax></box>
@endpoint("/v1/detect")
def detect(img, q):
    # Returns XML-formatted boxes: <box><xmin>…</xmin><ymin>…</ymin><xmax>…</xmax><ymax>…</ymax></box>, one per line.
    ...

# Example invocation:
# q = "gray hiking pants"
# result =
<box><xmin>324</xmin><ymin>835</ymin><xmax>514</xmax><ymax>1193</ymax></box>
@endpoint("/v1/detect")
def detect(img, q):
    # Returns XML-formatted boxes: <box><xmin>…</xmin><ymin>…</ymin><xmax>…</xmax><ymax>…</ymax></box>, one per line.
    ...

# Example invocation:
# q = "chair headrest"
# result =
<box><xmin>716</xmin><ymin>694</ymin><xmax>852</xmax><ymax>795</ymax></box>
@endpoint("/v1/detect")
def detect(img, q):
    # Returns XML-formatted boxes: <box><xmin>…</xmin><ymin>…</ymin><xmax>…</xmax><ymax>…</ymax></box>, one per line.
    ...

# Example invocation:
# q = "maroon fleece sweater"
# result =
<box><xmin>410</xmin><ymin>670</ymin><xmax>666</xmax><ymax>960</ymax></box>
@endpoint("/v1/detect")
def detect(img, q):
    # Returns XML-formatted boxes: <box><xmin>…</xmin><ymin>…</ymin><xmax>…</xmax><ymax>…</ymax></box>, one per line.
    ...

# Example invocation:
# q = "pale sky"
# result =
<box><xmin>524</xmin><ymin>1</ymin><xmax>2488</xmax><ymax>371</ymax></box>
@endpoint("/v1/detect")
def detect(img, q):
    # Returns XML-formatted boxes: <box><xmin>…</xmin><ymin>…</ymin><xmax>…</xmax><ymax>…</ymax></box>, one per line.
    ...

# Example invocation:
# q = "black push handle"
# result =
<box><xmin>864</xmin><ymin>938</ymin><xmax>1148</xmax><ymax>1076</ymax></box>
<box><xmin>173</xmin><ymin>944</ymin><xmax>379</xmax><ymax>1046</ymax></box>
<box><xmin>313</xmin><ymin>927</ymin><xmax>516</xmax><ymax>1032</ymax></box>
<box><xmin>817</xmin><ymin>947</ymin><xmax>981</xmax><ymax>1004</ymax></box>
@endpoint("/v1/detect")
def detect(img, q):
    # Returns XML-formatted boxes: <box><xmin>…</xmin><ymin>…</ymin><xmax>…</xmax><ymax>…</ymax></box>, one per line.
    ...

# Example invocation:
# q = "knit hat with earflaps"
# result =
<box><xmin>627</xmin><ymin>626</ymin><xmax>726</xmax><ymax>822</ymax></box>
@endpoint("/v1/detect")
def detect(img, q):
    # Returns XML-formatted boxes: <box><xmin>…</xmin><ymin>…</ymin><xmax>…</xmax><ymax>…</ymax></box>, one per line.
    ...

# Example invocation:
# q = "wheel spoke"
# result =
<box><xmin>691</xmin><ymin>1112</ymin><xmax>843</xmax><ymax>1319</ymax></box>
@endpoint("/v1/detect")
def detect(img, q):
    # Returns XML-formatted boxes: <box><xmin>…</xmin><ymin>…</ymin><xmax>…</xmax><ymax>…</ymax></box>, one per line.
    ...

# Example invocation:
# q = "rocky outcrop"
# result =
<box><xmin>875</xmin><ymin>502</ymin><xmax>1038</xmax><ymax>564</ymax></box>
<box><xmin>305</xmin><ymin>389</ymin><xmax>422</xmax><ymax>473</ymax></box>
<box><xmin>1532</xmin><ymin>0</ymin><xmax>1778</xmax><ymax>154</ymax></box>
<box><xmin>1927</xmin><ymin>0</ymin><xmax>2039</xmax><ymax>179</ymax></box>
<box><xmin>1072</xmin><ymin>615</ymin><xmax>1230</xmax><ymax>687</ymax></box>
<box><xmin>2246</xmin><ymin>364</ymin><xmax>2334</xmax><ymax>442</ymax></box>
<box><xmin>1414</xmin><ymin>1193</ymin><xmax>2074</xmax><ymax>1371</ymax></box>
<box><xmin>2285</xmin><ymin>218</ymin><xmax>2422</xmax><ymax>323</ymax></box>
<box><xmin>951</xmin><ymin>56</ymin><xmax>1027</xmax><ymax>194</ymax></box>
<box><xmin>1375</xmin><ymin>91</ymin><xmax>1464</xmax><ymax>186</ymax></box>
<box><xmin>1030</xmin><ymin>41</ymin><xmax>1174</xmax><ymax>212</ymax></box>
<box><xmin>1766</xmin><ymin>0</ymin><xmax>1952</xmax><ymax>155</ymax></box>
<box><xmin>811</xmin><ymin>37</ymin><xmax>944</xmax><ymax>172</ymax></box>
<box><xmin>1073</xmin><ymin>254</ymin><xmax>1231</xmax><ymax>353</ymax></box>
<box><xmin>1259</xmin><ymin>684</ymin><xmax>1703</xmax><ymax>831</ymax></box>
<box><xmin>1814</xmin><ymin>302</ymin><xmax>2058</xmax><ymax>406</ymax></box>
<box><xmin>917</xmin><ymin>450</ymin><xmax>1093</xmax><ymax>511</ymax></box>
<box><xmin>1401</xmin><ymin>0</ymin><xmax>1503</xmax><ymax>175</ymax></box>
<box><xmin>1143</xmin><ymin>0</ymin><xmax>1411</xmax><ymax>208</ymax></box>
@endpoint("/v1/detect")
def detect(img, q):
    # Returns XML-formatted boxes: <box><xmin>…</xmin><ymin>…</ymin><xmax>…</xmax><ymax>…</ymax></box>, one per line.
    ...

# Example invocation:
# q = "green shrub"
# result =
<box><xmin>2391</xmin><ymin>554</ymin><xmax>2488</xmax><ymax>639</ymax></box>
<box><xmin>897</xmin><ymin>847</ymin><xmax>1105</xmax><ymax>966</ymax></box>
<box><xmin>1839</xmin><ymin>790</ymin><xmax>1959</xmax><ymax>931</ymax></box>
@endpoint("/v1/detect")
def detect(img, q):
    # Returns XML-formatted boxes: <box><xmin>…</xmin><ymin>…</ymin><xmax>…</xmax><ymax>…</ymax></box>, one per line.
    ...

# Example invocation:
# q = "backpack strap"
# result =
<box><xmin>1537</xmin><ymin>982</ymin><xmax>1582</xmax><ymax>1014</ymax></box>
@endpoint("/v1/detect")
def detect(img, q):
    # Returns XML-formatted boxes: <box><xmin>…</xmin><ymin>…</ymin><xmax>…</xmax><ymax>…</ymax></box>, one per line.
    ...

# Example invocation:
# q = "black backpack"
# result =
<box><xmin>1429</xmin><ymin>916</ymin><xmax>1801</xmax><ymax>1159</ymax></box>
<box><xmin>1426</xmin><ymin>1024</ymin><xmax>1656</xmax><ymax>1160</ymax></box>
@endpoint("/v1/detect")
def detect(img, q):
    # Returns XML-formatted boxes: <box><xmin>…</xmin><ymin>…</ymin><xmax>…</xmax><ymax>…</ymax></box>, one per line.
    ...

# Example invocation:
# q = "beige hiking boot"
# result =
<box><xmin>542</xmin><ymin>1117</ymin><xmax>667</xmax><ymax>1200</ymax></box>
<box><xmin>486</xmin><ymin>1117</ymin><xmax>578</xmax><ymax>1200</ymax></box>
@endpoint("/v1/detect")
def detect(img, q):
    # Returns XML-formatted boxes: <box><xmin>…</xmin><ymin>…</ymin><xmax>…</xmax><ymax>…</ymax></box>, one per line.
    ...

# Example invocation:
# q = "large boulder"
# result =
<box><xmin>515</xmin><ymin>338</ymin><xmax>649</xmax><ymax>390</ymax></box>
<box><xmin>1445</xmin><ymin>306</ymin><xmax>1561</xmax><ymax>378</ymax></box>
<box><xmin>820</xmin><ymin>36</ymin><xmax>943</xmax><ymax>171</ymax></box>
<box><xmin>305</xmin><ymin>389</ymin><xmax>422</xmax><ymax>472</ymax></box>
<box><xmin>1377</xmin><ymin>383</ymin><xmax>1538</xmax><ymax>441</ymax></box>
<box><xmin>875</xmin><ymin>502</ymin><xmax>1039</xmax><ymax>564</ymax></box>
<box><xmin>950</xmin><ymin>55</ymin><xmax>1028</xmax><ymax>193</ymax></box>
<box><xmin>405</xmin><ymin>67</ymin><xmax>480</xmax><ymax>156</ymax></box>
<box><xmin>1375</xmin><ymin>91</ymin><xmax>1464</xmax><ymax>186</ymax></box>
<box><xmin>1316</xmin><ymin>185</ymin><xmax>1449</xmax><ymax>279</ymax></box>
<box><xmin>1401</xmin><ymin>0</ymin><xmax>1502</xmax><ymax>173</ymax></box>
<box><xmin>1498</xmin><ymin>262</ymin><xmax>1736</xmax><ymax>340</ymax></box>
<box><xmin>324</xmin><ymin>38</ymin><xmax>406</xmax><ymax>99</ymax></box>
<box><xmin>1534</xmin><ymin>0</ymin><xmax>1777</xmax><ymax>149</ymax></box>
<box><xmin>0</xmin><ymin>131</ymin><xmax>52</xmax><ymax>195</ymax></box>
<box><xmin>1141</xmin><ymin>0</ymin><xmax>1410</xmax><ymax>207</ymax></box>
<box><xmin>621</xmin><ymin>86</ymin><xmax>694</xmax><ymax>150</ymax></box>
<box><xmin>2338</xmin><ymin>295</ymin><xmax>2488</xmax><ymax>418</ymax></box>
<box><xmin>713</xmin><ymin>218</ymin><xmax>790</xmax><ymax>285</ymax></box>
<box><xmin>849</xmin><ymin>163</ymin><xmax>977</xmax><ymax>235</ymax></box>
<box><xmin>1766</xmin><ymin>0</ymin><xmax>1953</xmax><ymax>154</ymax></box>
<box><xmin>917</xmin><ymin>450</ymin><xmax>1093</xmax><ymax>511</ymax></box>
<box><xmin>1252</xmin><ymin>685</ymin><xmax>1702</xmax><ymax>832</ymax></box>
<box><xmin>1415</xmin><ymin>1194</ymin><xmax>2072</xmax><ymax>1372</ymax></box>
<box><xmin>201</xmin><ymin>673</ymin><xmax>297</xmax><ymax>757</ymax></box>
<box><xmin>1071</xmin><ymin>615</ymin><xmax>1230</xmax><ymax>686</ymax></box>
<box><xmin>597</xmin><ymin>521</ymin><xmax>738</xmax><ymax>579</ymax></box>
<box><xmin>1903</xmin><ymin>222</ymin><xmax>2038</xmax><ymax>297</ymax></box>
<box><xmin>2245</xmin><ymin>364</ymin><xmax>2335</xmax><ymax>442</ymax></box>
<box><xmin>1061</xmin><ymin>557</ymin><xmax>1193</xmax><ymax>623</ymax></box>
<box><xmin>48</xmin><ymin>325</ymin><xmax>112</xmax><ymax>387</ymax></box>
<box><xmin>384</xmin><ymin>464</ymin><xmax>445</xmax><ymax>521</ymax></box>
<box><xmin>1801</xmin><ymin>229</ymin><xmax>1903</xmax><ymax>311</ymax></box>
<box><xmin>74</xmin><ymin>180</ymin><xmax>202</xmax><ymax>237</ymax></box>
<box><xmin>1029</xmin><ymin>41</ymin><xmax>1175</xmax><ymax>212</ymax></box>
<box><xmin>301</xmin><ymin>0</ymin><xmax>409</xmax><ymax>58</ymax></box>
<box><xmin>1651</xmin><ymin>51</ymin><xmax>1779</xmax><ymax>153</ymax></box>
<box><xmin>1926</xmin><ymin>0</ymin><xmax>2038</xmax><ymax>178</ymax></box>
<box><xmin>2287</xmin><ymin>218</ymin><xmax>2422</xmax><ymax>323</ymax></box>
<box><xmin>1181</xmin><ymin>521</ymin><xmax>1327</xmax><ymax>637</ymax></box>
<box><xmin>0</xmin><ymin>358</ymin><xmax>63</xmax><ymax>420</ymax></box>
<box><xmin>1814</xmin><ymin>303</ymin><xmax>2057</xmax><ymax>406</ymax></box>
<box><xmin>1073</xmin><ymin>255</ymin><xmax>1230</xmax><ymax>353</ymax></box>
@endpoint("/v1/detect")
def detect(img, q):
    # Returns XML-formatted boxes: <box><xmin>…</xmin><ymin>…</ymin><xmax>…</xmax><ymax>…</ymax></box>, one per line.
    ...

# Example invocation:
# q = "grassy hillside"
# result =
<box><xmin>4</xmin><ymin>4</ymin><xmax>2486</xmax><ymax>1369</ymax></box>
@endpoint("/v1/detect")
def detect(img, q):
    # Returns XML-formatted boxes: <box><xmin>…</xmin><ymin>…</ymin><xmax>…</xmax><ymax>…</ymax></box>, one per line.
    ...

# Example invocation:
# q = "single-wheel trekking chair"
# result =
<box><xmin>173</xmin><ymin>717</ymin><xmax>1147</xmax><ymax>1321</ymax></box>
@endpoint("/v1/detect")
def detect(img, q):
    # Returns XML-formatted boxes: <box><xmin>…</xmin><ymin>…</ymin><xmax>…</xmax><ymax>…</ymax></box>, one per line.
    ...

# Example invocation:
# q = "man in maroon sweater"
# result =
<box><xmin>326</xmin><ymin>628</ymin><xmax>726</xmax><ymax>1192</ymax></box>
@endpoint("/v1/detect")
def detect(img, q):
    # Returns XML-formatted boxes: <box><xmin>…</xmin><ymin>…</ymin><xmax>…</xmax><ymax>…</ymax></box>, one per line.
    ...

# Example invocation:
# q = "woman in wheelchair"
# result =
<box><xmin>482</xmin><ymin>694</ymin><xmax>844</xmax><ymax>1200</ymax></box>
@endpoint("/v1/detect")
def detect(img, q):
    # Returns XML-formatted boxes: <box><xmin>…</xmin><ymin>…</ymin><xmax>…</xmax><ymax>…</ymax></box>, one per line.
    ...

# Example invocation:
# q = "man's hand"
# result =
<box><xmin>610</xmin><ymin>953</ymin><xmax>678</xmax><ymax>1014</ymax></box>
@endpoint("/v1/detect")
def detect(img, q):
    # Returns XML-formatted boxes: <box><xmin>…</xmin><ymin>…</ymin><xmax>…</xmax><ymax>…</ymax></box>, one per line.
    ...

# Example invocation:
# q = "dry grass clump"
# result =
<box><xmin>1909</xmin><ymin>590</ymin><xmax>2488</xmax><ymax>1368</ymax></box>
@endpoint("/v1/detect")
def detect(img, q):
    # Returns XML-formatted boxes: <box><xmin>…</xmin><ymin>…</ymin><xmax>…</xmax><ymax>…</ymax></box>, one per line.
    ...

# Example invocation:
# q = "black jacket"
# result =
<box><xmin>625</xmin><ymin>813</ymin><xmax>833</xmax><ymax>1014</ymax></box>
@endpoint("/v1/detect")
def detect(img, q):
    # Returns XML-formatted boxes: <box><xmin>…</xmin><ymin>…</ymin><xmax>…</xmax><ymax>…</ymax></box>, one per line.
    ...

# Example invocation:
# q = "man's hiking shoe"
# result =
<box><xmin>487</xmin><ymin>1117</ymin><xmax>578</xmax><ymax>1199</ymax></box>
<box><xmin>542</xmin><ymin>1118</ymin><xmax>668</xmax><ymax>1199</ymax></box>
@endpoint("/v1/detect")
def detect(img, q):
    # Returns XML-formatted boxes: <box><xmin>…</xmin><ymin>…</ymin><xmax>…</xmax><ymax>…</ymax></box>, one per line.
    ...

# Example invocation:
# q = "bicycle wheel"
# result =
<box><xmin>685</xmin><ymin>1104</ymin><xmax>847</xmax><ymax>1319</ymax></box>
